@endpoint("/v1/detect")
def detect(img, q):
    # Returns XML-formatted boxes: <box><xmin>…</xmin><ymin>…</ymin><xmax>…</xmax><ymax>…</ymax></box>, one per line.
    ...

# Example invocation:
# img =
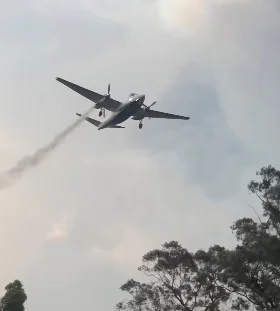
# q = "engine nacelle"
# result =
<box><xmin>95</xmin><ymin>95</ymin><xmax>109</xmax><ymax>109</ymax></box>
<box><xmin>131</xmin><ymin>115</ymin><xmax>144</xmax><ymax>121</ymax></box>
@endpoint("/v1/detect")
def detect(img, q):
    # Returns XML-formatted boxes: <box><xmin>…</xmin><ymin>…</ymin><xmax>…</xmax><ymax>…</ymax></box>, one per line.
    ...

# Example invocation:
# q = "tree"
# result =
<box><xmin>116</xmin><ymin>165</ymin><xmax>280</xmax><ymax>311</ymax></box>
<box><xmin>0</xmin><ymin>280</ymin><xmax>27</xmax><ymax>311</ymax></box>
<box><xmin>214</xmin><ymin>165</ymin><xmax>280</xmax><ymax>310</ymax></box>
<box><xmin>117</xmin><ymin>241</ymin><xmax>229</xmax><ymax>311</ymax></box>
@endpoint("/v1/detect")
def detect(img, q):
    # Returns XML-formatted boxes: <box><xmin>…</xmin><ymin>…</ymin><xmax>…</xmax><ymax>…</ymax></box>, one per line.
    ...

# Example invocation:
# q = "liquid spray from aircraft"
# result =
<box><xmin>0</xmin><ymin>104</ymin><xmax>96</xmax><ymax>191</ymax></box>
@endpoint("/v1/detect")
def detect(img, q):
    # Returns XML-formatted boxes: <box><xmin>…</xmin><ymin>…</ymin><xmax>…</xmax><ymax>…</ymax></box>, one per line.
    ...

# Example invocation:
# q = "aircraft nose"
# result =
<box><xmin>140</xmin><ymin>95</ymin><xmax>145</xmax><ymax>103</ymax></box>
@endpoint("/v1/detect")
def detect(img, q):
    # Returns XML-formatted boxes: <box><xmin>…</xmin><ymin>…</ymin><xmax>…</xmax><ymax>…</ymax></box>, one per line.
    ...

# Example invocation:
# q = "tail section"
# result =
<box><xmin>76</xmin><ymin>113</ymin><xmax>125</xmax><ymax>129</ymax></box>
<box><xmin>76</xmin><ymin>113</ymin><xmax>100</xmax><ymax>127</ymax></box>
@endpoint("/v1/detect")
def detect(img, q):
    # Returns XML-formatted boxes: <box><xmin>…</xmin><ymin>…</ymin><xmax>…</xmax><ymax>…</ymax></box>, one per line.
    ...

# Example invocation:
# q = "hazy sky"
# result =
<box><xmin>0</xmin><ymin>0</ymin><xmax>280</xmax><ymax>310</ymax></box>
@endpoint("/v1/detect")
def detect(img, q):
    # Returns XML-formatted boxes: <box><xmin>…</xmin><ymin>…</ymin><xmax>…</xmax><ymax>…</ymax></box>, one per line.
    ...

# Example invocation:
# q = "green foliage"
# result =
<box><xmin>0</xmin><ymin>280</ymin><xmax>27</xmax><ymax>311</ymax></box>
<box><xmin>248</xmin><ymin>165</ymin><xmax>280</xmax><ymax>236</ymax></box>
<box><xmin>221</xmin><ymin>165</ymin><xmax>280</xmax><ymax>310</ymax></box>
<box><xmin>117</xmin><ymin>165</ymin><xmax>280</xmax><ymax>311</ymax></box>
<box><xmin>118</xmin><ymin>242</ymin><xmax>229</xmax><ymax>311</ymax></box>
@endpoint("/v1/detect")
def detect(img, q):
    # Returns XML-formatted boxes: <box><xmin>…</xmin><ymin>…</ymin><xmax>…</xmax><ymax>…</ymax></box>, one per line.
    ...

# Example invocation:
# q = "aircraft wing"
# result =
<box><xmin>76</xmin><ymin>113</ymin><xmax>125</xmax><ymax>128</ymax></box>
<box><xmin>56</xmin><ymin>77</ymin><xmax>122</xmax><ymax>112</ymax></box>
<box><xmin>136</xmin><ymin>108</ymin><xmax>190</xmax><ymax>120</ymax></box>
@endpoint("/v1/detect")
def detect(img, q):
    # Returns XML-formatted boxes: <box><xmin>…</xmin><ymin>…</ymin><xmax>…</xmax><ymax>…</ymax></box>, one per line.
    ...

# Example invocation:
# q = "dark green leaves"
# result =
<box><xmin>1</xmin><ymin>280</ymin><xmax>27</xmax><ymax>311</ymax></box>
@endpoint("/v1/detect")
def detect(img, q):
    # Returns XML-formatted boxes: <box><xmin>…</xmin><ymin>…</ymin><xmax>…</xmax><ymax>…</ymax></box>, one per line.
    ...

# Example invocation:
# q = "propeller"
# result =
<box><xmin>96</xmin><ymin>84</ymin><xmax>111</xmax><ymax>116</ymax></box>
<box><xmin>143</xmin><ymin>101</ymin><xmax>156</xmax><ymax>109</ymax></box>
<box><xmin>143</xmin><ymin>101</ymin><xmax>157</xmax><ymax>119</ymax></box>
<box><xmin>102</xmin><ymin>85</ymin><xmax>110</xmax><ymax>117</ymax></box>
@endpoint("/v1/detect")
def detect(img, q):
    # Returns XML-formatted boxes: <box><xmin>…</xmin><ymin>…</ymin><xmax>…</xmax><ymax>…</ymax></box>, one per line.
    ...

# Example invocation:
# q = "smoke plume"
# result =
<box><xmin>0</xmin><ymin>105</ymin><xmax>96</xmax><ymax>190</ymax></box>
<box><xmin>157</xmin><ymin>0</ymin><xmax>209</xmax><ymax>37</ymax></box>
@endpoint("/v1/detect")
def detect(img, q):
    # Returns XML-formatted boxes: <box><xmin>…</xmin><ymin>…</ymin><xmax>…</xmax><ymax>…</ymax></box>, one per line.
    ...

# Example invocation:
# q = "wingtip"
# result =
<box><xmin>76</xmin><ymin>113</ymin><xmax>82</xmax><ymax>117</ymax></box>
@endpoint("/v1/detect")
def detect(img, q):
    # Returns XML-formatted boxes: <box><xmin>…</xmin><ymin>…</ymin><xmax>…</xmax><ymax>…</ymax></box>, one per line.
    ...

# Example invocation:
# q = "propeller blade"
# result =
<box><xmin>149</xmin><ymin>101</ymin><xmax>157</xmax><ymax>108</ymax></box>
<box><xmin>143</xmin><ymin>101</ymin><xmax>157</xmax><ymax>110</ymax></box>
<box><xmin>146</xmin><ymin>101</ymin><xmax>157</xmax><ymax>120</ymax></box>
<box><xmin>108</xmin><ymin>84</ymin><xmax>111</xmax><ymax>95</ymax></box>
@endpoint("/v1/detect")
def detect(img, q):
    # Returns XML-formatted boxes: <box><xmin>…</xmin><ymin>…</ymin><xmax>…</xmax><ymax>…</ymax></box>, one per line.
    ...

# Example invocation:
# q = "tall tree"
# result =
<box><xmin>116</xmin><ymin>165</ymin><xmax>280</xmax><ymax>311</ymax></box>
<box><xmin>214</xmin><ymin>165</ymin><xmax>280</xmax><ymax>310</ymax></box>
<box><xmin>117</xmin><ymin>241</ymin><xmax>229</xmax><ymax>311</ymax></box>
<box><xmin>1</xmin><ymin>280</ymin><xmax>27</xmax><ymax>311</ymax></box>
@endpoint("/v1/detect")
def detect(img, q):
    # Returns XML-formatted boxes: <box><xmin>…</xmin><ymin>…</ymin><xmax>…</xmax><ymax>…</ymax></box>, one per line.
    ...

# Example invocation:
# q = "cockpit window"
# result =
<box><xmin>128</xmin><ymin>93</ymin><xmax>138</xmax><ymax>101</ymax></box>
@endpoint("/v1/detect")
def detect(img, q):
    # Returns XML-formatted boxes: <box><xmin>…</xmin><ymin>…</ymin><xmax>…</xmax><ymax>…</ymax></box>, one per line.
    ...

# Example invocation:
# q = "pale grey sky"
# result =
<box><xmin>0</xmin><ymin>0</ymin><xmax>279</xmax><ymax>310</ymax></box>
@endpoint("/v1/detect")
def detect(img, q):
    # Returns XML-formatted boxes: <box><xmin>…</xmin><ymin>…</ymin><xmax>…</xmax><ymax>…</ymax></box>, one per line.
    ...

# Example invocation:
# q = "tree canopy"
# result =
<box><xmin>117</xmin><ymin>165</ymin><xmax>280</xmax><ymax>311</ymax></box>
<box><xmin>0</xmin><ymin>280</ymin><xmax>27</xmax><ymax>311</ymax></box>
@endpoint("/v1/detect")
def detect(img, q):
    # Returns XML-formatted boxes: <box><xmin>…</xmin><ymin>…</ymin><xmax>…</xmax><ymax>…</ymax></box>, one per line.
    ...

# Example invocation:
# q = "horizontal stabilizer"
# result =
<box><xmin>76</xmin><ymin>113</ymin><xmax>125</xmax><ymax>129</ymax></box>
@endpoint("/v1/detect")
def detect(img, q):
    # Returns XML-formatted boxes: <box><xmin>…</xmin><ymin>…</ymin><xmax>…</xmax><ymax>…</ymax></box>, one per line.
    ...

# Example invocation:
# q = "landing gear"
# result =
<box><xmin>99</xmin><ymin>108</ymin><xmax>105</xmax><ymax>118</ymax></box>
<box><xmin>139</xmin><ymin>121</ymin><xmax>143</xmax><ymax>129</ymax></box>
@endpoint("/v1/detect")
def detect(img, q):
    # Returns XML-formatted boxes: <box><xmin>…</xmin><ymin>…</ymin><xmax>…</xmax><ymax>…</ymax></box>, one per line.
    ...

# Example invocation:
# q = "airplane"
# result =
<box><xmin>56</xmin><ymin>77</ymin><xmax>190</xmax><ymax>130</ymax></box>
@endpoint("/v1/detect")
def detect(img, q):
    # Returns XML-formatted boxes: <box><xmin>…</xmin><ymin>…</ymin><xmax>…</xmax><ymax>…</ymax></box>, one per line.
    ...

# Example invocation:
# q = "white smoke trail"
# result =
<box><xmin>0</xmin><ymin>105</ymin><xmax>96</xmax><ymax>190</ymax></box>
